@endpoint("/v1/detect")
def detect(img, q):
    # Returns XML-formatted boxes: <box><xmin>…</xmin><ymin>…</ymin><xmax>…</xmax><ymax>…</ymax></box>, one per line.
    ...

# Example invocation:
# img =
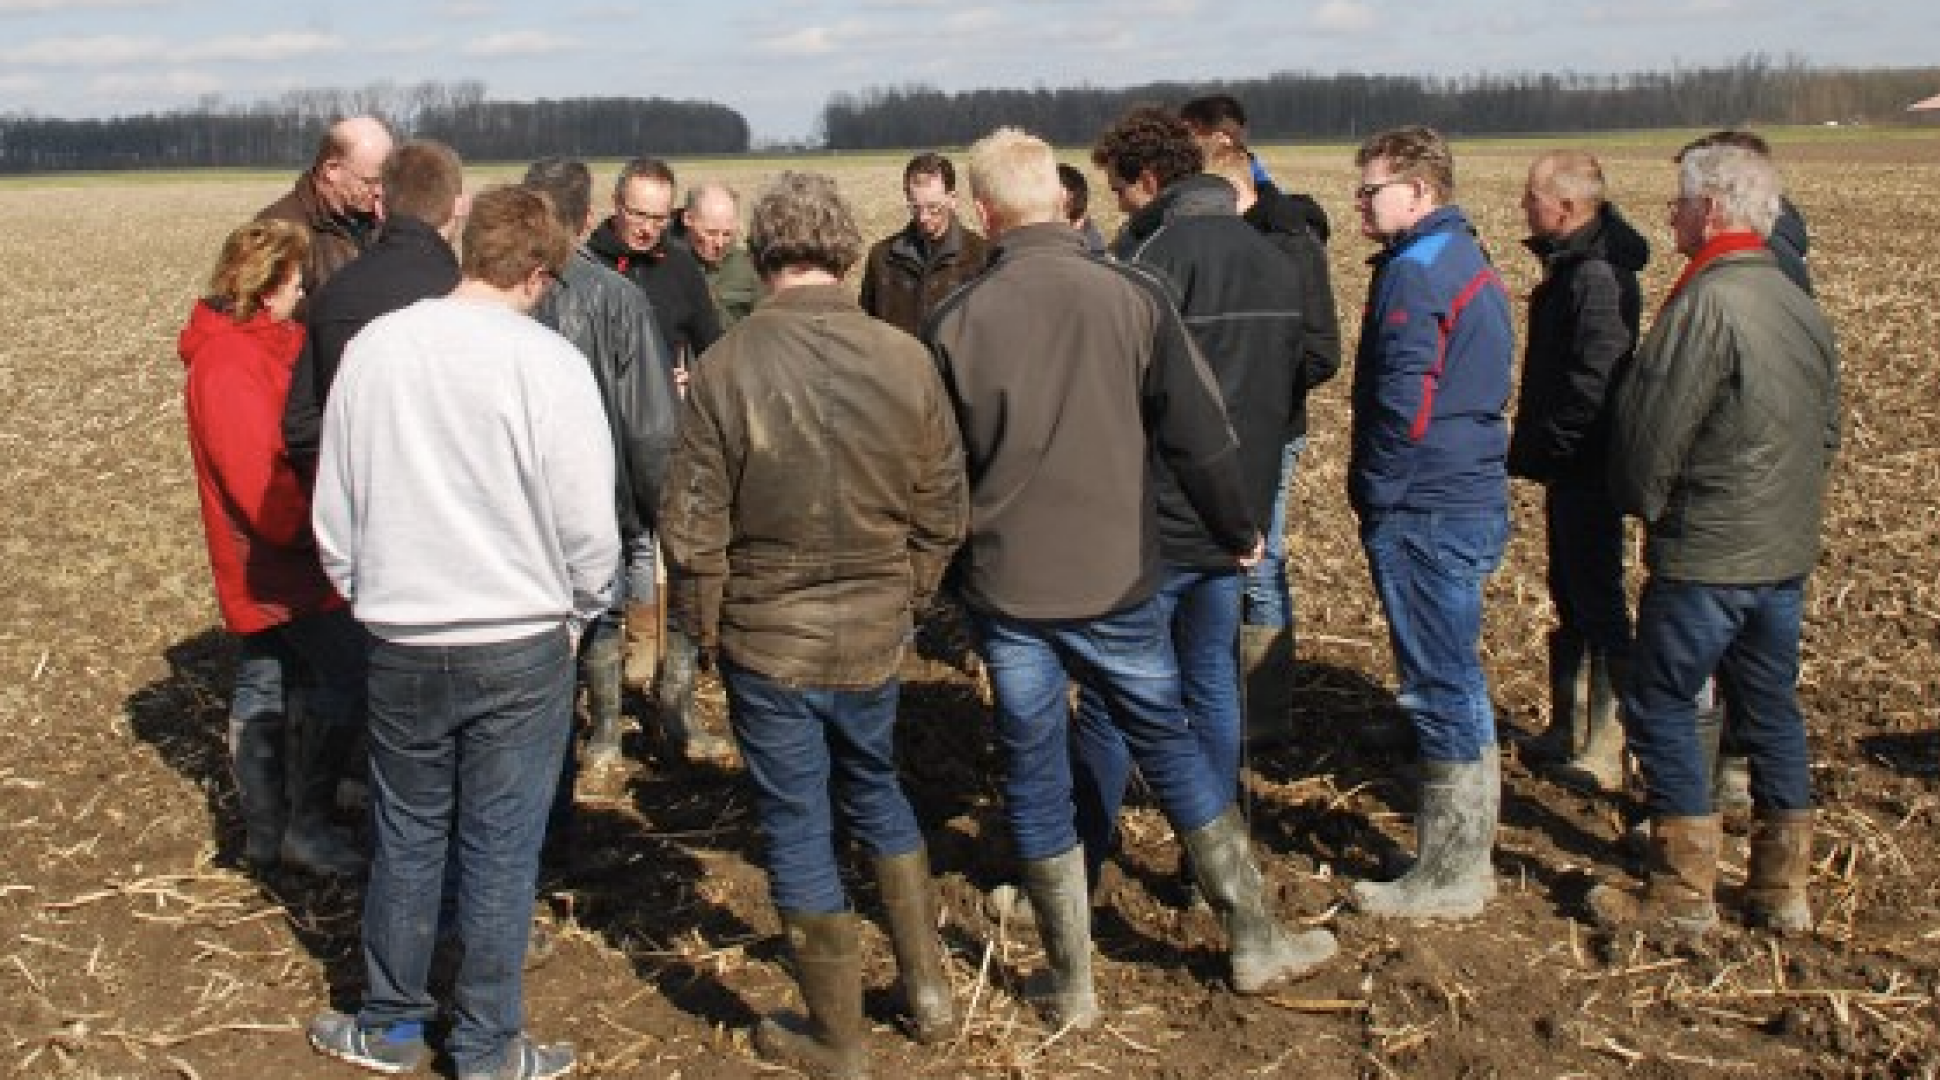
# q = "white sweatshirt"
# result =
<box><xmin>313</xmin><ymin>296</ymin><xmax>619</xmax><ymax>646</ymax></box>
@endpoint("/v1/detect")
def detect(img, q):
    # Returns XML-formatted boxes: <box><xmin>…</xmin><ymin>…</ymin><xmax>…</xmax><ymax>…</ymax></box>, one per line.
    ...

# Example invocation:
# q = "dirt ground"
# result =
<box><xmin>2</xmin><ymin>130</ymin><xmax>1938</xmax><ymax>1078</ymax></box>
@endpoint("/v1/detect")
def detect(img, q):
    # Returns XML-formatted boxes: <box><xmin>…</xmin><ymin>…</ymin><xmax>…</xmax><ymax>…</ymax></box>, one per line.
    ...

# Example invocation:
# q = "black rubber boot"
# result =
<box><xmin>227</xmin><ymin>714</ymin><xmax>288</xmax><ymax>867</ymax></box>
<box><xmin>1019</xmin><ymin>848</ymin><xmax>1100</xmax><ymax>1030</ymax></box>
<box><xmin>1552</xmin><ymin>649</ymin><xmax>1627</xmax><ymax>793</ymax></box>
<box><xmin>579</xmin><ymin>624</ymin><xmax>625</xmax><ymax>769</ymax></box>
<box><xmin>654</xmin><ymin>629</ymin><xmax>734</xmax><ymax>766</ymax></box>
<box><xmin>1181</xmin><ymin>806</ymin><xmax>1337</xmax><ymax>993</ymax></box>
<box><xmin>1351</xmin><ymin>756</ymin><xmax>1499</xmax><ymax>919</ymax></box>
<box><xmin>281</xmin><ymin>702</ymin><xmax>366</xmax><ymax>877</ymax></box>
<box><xmin>754</xmin><ymin>911</ymin><xmax>869</xmax><ymax>1079</ymax></box>
<box><xmin>1522</xmin><ymin>629</ymin><xmax>1585</xmax><ymax>766</ymax></box>
<box><xmin>873</xmin><ymin>849</ymin><xmax>955</xmax><ymax>1044</ymax></box>
<box><xmin>1240</xmin><ymin>626</ymin><xmax>1295</xmax><ymax>748</ymax></box>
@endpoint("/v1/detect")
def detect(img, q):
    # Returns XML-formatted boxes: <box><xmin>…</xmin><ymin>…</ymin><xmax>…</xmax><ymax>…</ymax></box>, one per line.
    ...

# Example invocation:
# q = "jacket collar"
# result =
<box><xmin>1664</xmin><ymin>231</ymin><xmax>1768</xmax><ymax>306</ymax></box>
<box><xmin>760</xmin><ymin>281</ymin><xmax>854</xmax><ymax>314</ymax></box>
<box><xmin>1523</xmin><ymin>203</ymin><xmax>1650</xmax><ymax>273</ymax></box>
<box><xmin>988</xmin><ymin>221</ymin><xmax>1088</xmax><ymax>263</ymax></box>
<box><xmin>1370</xmin><ymin>205</ymin><xmax>1471</xmax><ymax>267</ymax></box>
<box><xmin>889</xmin><ymin>216</ymin><xmax>966</xmax><ymax>263</ymax></box>
<box><xmin>1124</xmin><ymin>174</ymin><xmax>1239</xmax><ymax>241</ymax></box>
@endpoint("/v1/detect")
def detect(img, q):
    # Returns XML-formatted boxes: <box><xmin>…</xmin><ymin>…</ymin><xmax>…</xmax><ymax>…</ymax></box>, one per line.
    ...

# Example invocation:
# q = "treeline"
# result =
<box><xmin>821</xmin><ymin>57</ymin><xmax>1940</xmax><ymax>149</ymax></box>
<box><xmin>0</xmin><ymin>80</ymin><xmax>749</xmax><ymax>174</ymax></box>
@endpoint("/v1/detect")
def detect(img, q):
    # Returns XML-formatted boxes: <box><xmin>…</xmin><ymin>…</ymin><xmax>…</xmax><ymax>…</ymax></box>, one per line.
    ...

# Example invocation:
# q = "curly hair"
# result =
<box><xmin>746</xmin><ymin>171</ymin><xmax>863</xmax><ymax>277</ymax></box>
<box><xmin>205</xmin><ymin>219</ymin><xmax>309</xmax><ymax>322</ymax></box>
<box><xmin>1355</xmin><ymin>124</ymin><xmax>1455</xmax><ymax>202</ymax></box>
<box><xmin>1091</xmin><ymin>105</ymin><xmax>1204</xmax><ymax>190</ymax></box>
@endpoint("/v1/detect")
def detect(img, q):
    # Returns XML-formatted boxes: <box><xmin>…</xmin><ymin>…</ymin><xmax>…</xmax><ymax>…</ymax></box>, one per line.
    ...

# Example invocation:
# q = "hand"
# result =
<box><xmin>1235</xmin><ymin>534</ymin><xmax>1266</xmax><ymax>569</ymax></box>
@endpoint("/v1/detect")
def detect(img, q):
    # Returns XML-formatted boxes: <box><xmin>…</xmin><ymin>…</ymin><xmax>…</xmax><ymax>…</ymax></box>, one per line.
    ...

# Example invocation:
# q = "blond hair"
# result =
<box><xmin>966</xmin><ymin>127</ymin><xmax>1062</xmax><ymax>228</ymax></box>
<box><xmin>205</xmin><ymin>219</ymin><xmax>308</xmax><ymax>322</ymax></box>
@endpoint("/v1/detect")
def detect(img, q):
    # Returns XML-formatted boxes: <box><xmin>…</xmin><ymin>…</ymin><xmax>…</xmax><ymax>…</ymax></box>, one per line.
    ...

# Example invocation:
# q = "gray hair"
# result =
<box><xmin>1530</xmin><ymin>149</ymin><xmax>1605</xmax><ymax>208</ymax></box>
<box><xmin>1679</xmin><ymin>146</ymin><xmax>1782</xmax><ymax>238</ymax></box>
<box><xmin>747</xmin><ymin>171</ymin><xmax>862</xmax><ymax>276</ymax></box>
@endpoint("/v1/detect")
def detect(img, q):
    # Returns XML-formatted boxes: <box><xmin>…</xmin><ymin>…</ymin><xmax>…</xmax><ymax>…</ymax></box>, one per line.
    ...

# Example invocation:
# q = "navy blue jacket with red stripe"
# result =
<box><xmin>1349</xmin><ymin>205</ymin><xmax>1512</xmax><ymax>516</ymax></box>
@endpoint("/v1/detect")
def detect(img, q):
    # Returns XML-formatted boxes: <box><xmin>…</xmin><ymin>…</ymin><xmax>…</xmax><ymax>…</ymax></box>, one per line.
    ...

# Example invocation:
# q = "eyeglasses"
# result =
<box><xmin>617</xmin><ymin>203</ymin><xmax>672</xmax><ymax>225</ymax></box>
<box><xmin>1354</xmin><ymin>178</ymin><xmax>1413</xmax><ymax>202</ymax></box>
<box><xmin>907</xmin><ymin>200</ymin><xmax>954</xmax><ymax>218</ymax></box>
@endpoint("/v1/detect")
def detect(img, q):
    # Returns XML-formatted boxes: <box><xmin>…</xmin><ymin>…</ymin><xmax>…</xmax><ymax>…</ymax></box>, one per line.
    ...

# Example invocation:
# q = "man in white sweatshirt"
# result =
<box><xmin>306</xmin><ymin>185</ymin><xmax>618</xmax><ymax>1080</ymax></box>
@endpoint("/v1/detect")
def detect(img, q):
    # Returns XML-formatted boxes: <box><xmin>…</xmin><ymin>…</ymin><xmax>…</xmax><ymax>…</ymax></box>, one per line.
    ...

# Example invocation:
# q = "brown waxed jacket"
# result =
<box><xmin>858</xmin><ymin>216</ymin><xmax>989</xmax><ymax>337</ymax></box>
<box><xmin>658</xmin><ymin>282</ymin><xmax>967</xmax><ymax>688</ymax></box>
<box><xmin>255</xmin><ymin>171</ymin><xmax>378</xmax><ymax>300</ymax></box>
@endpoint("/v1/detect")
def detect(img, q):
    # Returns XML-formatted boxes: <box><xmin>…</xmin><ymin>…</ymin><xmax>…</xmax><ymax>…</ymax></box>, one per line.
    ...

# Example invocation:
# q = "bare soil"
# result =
<box><xmin>2</xmin><ymin>133</ymin><xmax>1937</xmax><ymax>1078</ymax></box>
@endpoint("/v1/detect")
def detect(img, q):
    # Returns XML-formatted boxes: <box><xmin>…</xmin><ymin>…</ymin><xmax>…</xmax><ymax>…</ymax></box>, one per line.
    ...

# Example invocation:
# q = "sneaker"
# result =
<box><xmin>459</xmin><ymin>1036</ymin><xmax>576</xmax><ymax>1080</ymax></box>
<box><xmin>307</xmin><ymin>1011</ymin><xmax>429</xmax><ymax>1074</ymax></box>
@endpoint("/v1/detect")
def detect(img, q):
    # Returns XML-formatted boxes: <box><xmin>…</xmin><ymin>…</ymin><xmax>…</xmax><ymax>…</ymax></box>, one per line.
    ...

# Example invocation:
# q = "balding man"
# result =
<box><xmin>1509</xmin><ymin>150</ymin><xmax>1649</xmax><ymax>796</ymax></box>
<box><xmin>677</xmin><ymin>182</ymin><xmax>760</xmax><ymax>330</ymax></box>
<box><xmin>257</xmin><ymin>116</ymin><xmax>394</xmax><ymax>298</ymax></box>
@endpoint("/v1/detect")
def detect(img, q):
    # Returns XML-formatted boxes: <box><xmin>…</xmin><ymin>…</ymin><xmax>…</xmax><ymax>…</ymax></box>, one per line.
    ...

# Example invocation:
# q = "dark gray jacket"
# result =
<box><xmin>1610</xmin><ymin>245</ymin><xmax>1839</xmax><ymax>583</ymax></box>
<box><xmin>535</xmin><ymin>246</ymin><xmax>681</xmax><ymax>543</ymax></box>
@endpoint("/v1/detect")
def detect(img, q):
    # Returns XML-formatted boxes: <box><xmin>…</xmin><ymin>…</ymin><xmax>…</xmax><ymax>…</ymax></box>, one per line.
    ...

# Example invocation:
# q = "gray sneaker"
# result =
<box><xmin>459</xmin><ymin>1036</ymin><xmax>575</xmax><ymax>1080</ymax></box>
<box><xmin>307</xmin><ymin>1011</ymin><xmax>429</xmax><ymax>1074</ymax></box>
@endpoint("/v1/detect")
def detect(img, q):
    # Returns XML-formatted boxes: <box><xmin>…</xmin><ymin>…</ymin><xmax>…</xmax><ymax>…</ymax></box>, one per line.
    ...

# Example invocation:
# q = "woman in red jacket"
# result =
<box><xmin>182</xmin><ymin>219</ymin><xmax>364</xmax><ymax>877</ymax></box>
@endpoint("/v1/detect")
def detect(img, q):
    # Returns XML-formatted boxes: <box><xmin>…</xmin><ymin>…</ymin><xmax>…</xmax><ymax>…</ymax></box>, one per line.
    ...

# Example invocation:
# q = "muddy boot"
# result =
<box><xmin>1522</xmin><ymin>630</ymin><xmax>1586</xmax><ymax>766</ymax></box>
<box><xmin>1351</xmin><ymin>756</ymin><xmax>1499</xmax><ymax>920</ymax></box>
<box><xmin>621</xmin><ymin>598</ymin><xmax>661</xmax><ymax>693</ymax></box>
<box><xmin>1241</xmin><ymin>626</ymin><xmax>1295</xmax><ymax>748</ymax></box>
<box><xmin>1182</xmin><ymin>806</ymin><xmax>1337</xmax><ymax>993</ymax></box>
<box><xmin>1552</xmin><ymin>650</ymin><xmax>1628</xmax><ymax>794</ymax></box>
<box><xmin>579</xmin><ymin>625</ymin><xmax>625</xmax><ymax>769</ymax></box>
<box><xmin>228</xmin><ymin>715</ymin><xmax>289</xmax><ymax>867</ymax></box>
<box><xmin>1742</xmin><ymin>809</ymin><xmax>1814</xmax><ymax>931</ymax></box>
<box><xmin>1019</xmin><ymin>848</ymin><xmax>1100</xmax><ymax>1030</ymax></box>
<box><xmin>1586</xmin><ymin>814</ymin><xmax>1720</xmax><ymax>933</ymax></box>
<box><xmin>754</xmin><ymin>912</ymin><xmax>868</xmax><ymax>1079</ymax></box>
<box><xmin>281</xmin><ymin>704</ymin><xmax>366</xmax><ymax>877</ymax></box>
<box><xmin>654</xmin><ymin>629</ymin><xmax>734</xmax><ymax>766</ymax></box>
<box><xmin>873</xmin><ymin>849</ymin><xmax>955</xmax><ymax>1044</ymax></box>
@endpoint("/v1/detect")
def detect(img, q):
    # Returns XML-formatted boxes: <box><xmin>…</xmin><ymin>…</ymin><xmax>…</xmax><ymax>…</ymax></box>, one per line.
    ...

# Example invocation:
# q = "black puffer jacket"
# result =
<box><xmin>1114</xmin><ymin>174</ymin><xmax>1320</xmax><ymax>568</ymax></box>
<box><xmin>535</xmin><ymin>246</ymin><xmax>681</xmax><ymax>543</ymax></box>
<box><xmin>1242</xmin><ymin>183</ymin><xmax>1342</xmax><ymax>441</ymax></box>
<box><xmin>1249</xmin><ymin>180</ymin><xmax>1331</xmax><ymax>245</ymax></box>
<box><xmin>1507</xmin><ymin>203</ymin><xmax>1649</xmax><ymax>487</ymax></box>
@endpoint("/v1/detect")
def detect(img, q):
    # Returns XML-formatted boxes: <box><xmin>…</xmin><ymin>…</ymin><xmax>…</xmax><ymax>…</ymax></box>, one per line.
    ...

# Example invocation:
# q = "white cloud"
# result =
<box><xmin>460</xmin><ymin>30</ymin><xmax>579</xmax><ymax>57</ymax></box>
<box><xmin>3</xmin><ymin>35</ymin><xmax>161</xmax><ymax>66</ymax></box>
<box><xmin>2</xmin><ymin>30</ymin><xmax>343</xmax><ymax>66</ymax></box>
<box><xmin>181</xmin><ymin>31</ymin><xmax>346</xmax><ymax>63</ymax></box>
<box><xmin>0</xmin><ymin>0</ymin><xmax>169</xmax><ymax>12</ymax></box>
<box><xmin>87</xmin><ymin>68</ymin><xmax>224</xmax><ymax>100</ymax></box>
<box><xmin>754</xmin><ymin>25</ymin><xmax>845</xmax><ymax>58</ymax></box>
<box><xmin>1314</xmin><ymin>0</ymin><xmax>1376</xmax><ymax>33</ymax></box>
<box><xmin>435</xmin><ymin>0</ymin><xmax>495</xmax><ymax>16</ymax></box>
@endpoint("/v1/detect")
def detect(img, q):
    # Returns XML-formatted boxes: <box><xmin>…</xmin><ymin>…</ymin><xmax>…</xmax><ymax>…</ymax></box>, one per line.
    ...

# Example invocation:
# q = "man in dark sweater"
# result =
<box><xmin>585</xmin><ymin>157</ymin><xmax>721</xmax><ymax>371</ymax></box>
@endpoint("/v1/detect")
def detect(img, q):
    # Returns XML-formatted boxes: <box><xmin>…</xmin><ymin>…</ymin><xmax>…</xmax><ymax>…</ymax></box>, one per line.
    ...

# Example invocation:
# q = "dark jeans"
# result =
<box><xmin>1243</xmin><ymin>436</ymin><xmax>1306</xmax><ymax>629</ymax></box>
<box><xmin>1071</xmin><ymin>566</ymin><xmax>1243</xmax><ymax>879</ymax></box>
<box><xmin>1543</xmin><ymin>479</ymin><xmax>1631</xmax><ymax>656</ymax></box>
<box><xmin>723</xmin><ymin>659</ymin><xmax>923</xmax><ymax>914</ymax></box>
<box><xmin>974</xmin><ymin>594</ymin><xmax>1228</xmax><ymax>864</ymax></box>
<box><xmin>1361</xmin><ymin>509</ymin><xmax>1509</xmax><ymax>763</ymax></box>
<box><xmin>230</xmin><ymin>606</ymin><xmax>368</xmax><ymax>725</ymax></box>
<box><xmin>1625</xmin><ymin>577</ymin><xmax>1812</xmax><ymax>817</ymax></box>
<box><xmin>357</xmin><ymin>628</ymin><xmax>574</xmax><ymax>1077</ymax></box>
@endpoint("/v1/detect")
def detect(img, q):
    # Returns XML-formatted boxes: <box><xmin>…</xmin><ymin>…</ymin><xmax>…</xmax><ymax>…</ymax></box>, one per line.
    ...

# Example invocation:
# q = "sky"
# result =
<box><xmin>3</xmin><ymin>0</ymin><xmax>1935</xmax><ymax>144</ymax></box>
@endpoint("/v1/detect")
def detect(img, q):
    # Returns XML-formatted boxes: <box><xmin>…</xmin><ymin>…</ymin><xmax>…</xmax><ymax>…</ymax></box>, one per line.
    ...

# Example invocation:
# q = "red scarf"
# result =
<box><xmin>1663</xmin><ymin>231</ymin><xmax>1766</xmax><ymax>308</ymax></box>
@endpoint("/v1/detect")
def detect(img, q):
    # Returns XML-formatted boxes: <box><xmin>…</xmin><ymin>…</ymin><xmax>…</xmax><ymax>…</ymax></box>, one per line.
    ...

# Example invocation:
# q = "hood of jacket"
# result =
<box><xmin>178</xmin><ymin>300</ymin><xmax>302</xmax><ymax>370</ymax></box>
<box><xmin>587</xmin><ymin>216</ymin><xmax>666</xmax><ymax>264</ymax></box>
<box><xmin>1249</xmin><ymin>181</ymin><xmax>1332</xmax><ymax>245</ymax></box>
<box><xmin>1123</xmin><ymin>174</ymin><xmax>1240</xmax><ymax>243</ymax></box>
<box><xmin>1524</xmin><ymin>202</ymin><xmax>1649</xmax><ymax>274</ymax></box>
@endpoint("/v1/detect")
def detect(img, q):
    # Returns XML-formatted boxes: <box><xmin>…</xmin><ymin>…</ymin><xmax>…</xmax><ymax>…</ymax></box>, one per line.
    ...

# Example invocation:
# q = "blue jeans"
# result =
<box><xmin>1625</xmin><ymin>577</ymin><xmax>1811</xmax><ymax>817</ymax></box>
<box><xmin>1361</xmin><ymin>509</ymin><xmax>1509</xmax><ymax>763</ymax></box>
<box><xmin>723</xmin><ymin>660</ymin><xmax>924</xmax><ymax>915</ymax></box>
<box><xmin>974</xmin><ymin>595</ymin><xmax>1228</xmax><ymax>864</ymax></box>
<box><xmin>230</xmin><ymin>607</ymin><xmax>368</xmax><ymax>726</ymax></box>
<box><xmin>1543</xmin><ymin>479</ymin><xmax>1631</xmax><ymax>656</ymax></box>
<box><xmin>357</xmin><ymin>628</ymin><xmax>574</xmax><ymax>1077</ymax></box>
<box><xmin>1071</xmin><ymin>567</ymin><xmax>1242</xmax><ymax>880</ymax></box>
<box><xmin>1243</xmin><ymin>437</ymin><xmax>1305</xmax><ymax>629</ymax></box>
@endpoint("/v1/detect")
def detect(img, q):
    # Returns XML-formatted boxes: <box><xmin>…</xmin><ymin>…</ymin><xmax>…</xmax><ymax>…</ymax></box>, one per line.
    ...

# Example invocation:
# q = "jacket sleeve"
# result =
<box><xmin>857</xmin><ymin>246</ymin><xmax>882</xmax><ymax>318</ymax></box>
<box><xmin>1531</xmin><ymin>259</ymin><xmax>1631</xmax><ymax>472</ymax></box>
<box><xmin>1355</xmin><ymin>260</ymin><xmax>1443</xmax><ymax>512</ymax></box>
<box><xmin>543</xmin><ymin>355</ymin><xmax>622</xmax><ymax>630</ymax></box>
<box><xmin>1609</xmin><ymin>289</ymin><xmax>1731</xmax><ymax>522</ymax></box>
<box><xmin>1139</xmin><ymin>283</ymin><xmax>1258</xmax><ymax>555</ymax></box>
<box><xmin>656</xmin><ymin>370</ymin><xmax>733</xmax><ymax>650</ymax></box>
<box><xmin>281</xmin><ymin>336</ymin><xmax>323</xmax><ymax>469</ymax></box>
<box><xmin>683</xmin><ymin>258</ymin><xmax>724</xmax><ymax>355</ymax></box>
<box><xmin>610</xmin><ymin>283</ymin><xmax>681</xmax><ymax>526</ymax></box>
<box><xmin>190</xmin><ymin>347</ymin><xmax>316</xmax><ymax>552</ymax></box>
<box><xmin>1293</xmin><ymin>232</ymin><xmax>1342</xmax><ymax>394</ymax></box>
<box><xmin>906</xmin><ymin>366</ymin><xmax>969</xmax><ymax>611</ymax></box>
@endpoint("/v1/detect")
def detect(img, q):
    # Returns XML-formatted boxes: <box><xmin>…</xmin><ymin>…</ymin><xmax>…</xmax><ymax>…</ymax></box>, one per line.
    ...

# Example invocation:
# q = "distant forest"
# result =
<box><xmin>1</xmin><ymin>57</ymin><xmax>1934</xmax><ymax>173</ymax></box>
<box><xmin>0</xmin><ymin>81</ymin><xmax>750</xmax><ymax>174</ymax></box>
<box><xmin>822</xmin><ymin>58</ymin><xmax>1940</xmax><ymax>149</ymax></box>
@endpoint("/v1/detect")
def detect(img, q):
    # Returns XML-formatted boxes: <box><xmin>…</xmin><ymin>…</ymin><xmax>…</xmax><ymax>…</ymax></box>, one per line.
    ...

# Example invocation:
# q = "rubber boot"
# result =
<box><xmin>1552</xmin><ymin>650</ymin><xmax>1628</xmax><ymax>794</ymax></box>
<box><xmin>1240</xmin><ymin>626</ymin><xmax>1295</xmax><ymax>748</ymax></box>
<box><xmin>1181</xmin><ymin>806</ymin><xmax>1337</xmax><ymax>993</ymax></box>
<box><xmin>754</xmin><ymin>911</ymin><xmax>868</xmax><ymax>1079</ymax></box>
<box><xmin>280</xmin><ymin>702</ymin><xmax>366</xmax><ymax>877</ymax></box>
<box><xmin>1018</xmin><ymin>848</ymin><xmax>1100</xmax><ymax>1030</ymax></box>
<box><xmin>1586</xmin><ymin>814</ymin><xmax>1720</xmax><ymax>933</ymax></box>
<box><xmin>873</xmin><ymin>849</ymin><xmax>955</xmax><ymax>1044</ymax></box>
<box><xmin>654</xmin><ymin>629</ymin><xmax>735</xmax><ymax>766</ymax></box>
<box><xmin>1743</xmin><ymin>809</ymin><xmax>1813</xmax><ymax>931</ymax></box>
<box><xmin>1522</xmin><ymin>629</ymin><xmax>1585</xmax><ymax>766</ymax></box>
<box><xmin>579</xmin><ymin>625</ymin><xmax>625</xmax><ymax>769</ymax></box>
<box><xmin>621</xmin><ymin>598</ymin><xmax>661</xmax><ymax>693</ymax></box>
<box><xmin>228</xmin><ymin>715</ymin><xmax>288</xmax><ymax>867</ymax></box>
<box><xmin>1715</xmin><ymin>754</ymin><xmax>1753</xmax><ymax>831</ymax></box>
<box><xmin>1351</xmin><ymin>756</ymin><xmax>1499</xmax><ymax>920</ymax></box>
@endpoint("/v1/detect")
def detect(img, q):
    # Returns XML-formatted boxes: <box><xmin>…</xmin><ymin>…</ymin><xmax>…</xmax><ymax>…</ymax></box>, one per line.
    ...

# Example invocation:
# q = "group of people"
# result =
<box><xmin>176</xmin><ymin>96</ymin><xmax>1837</xmax><ymax>1079</ymax></box>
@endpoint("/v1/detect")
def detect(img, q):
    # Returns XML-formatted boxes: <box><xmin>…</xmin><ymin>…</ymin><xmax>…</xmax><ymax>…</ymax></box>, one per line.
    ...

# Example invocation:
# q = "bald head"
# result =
<box><xmin>683</xmin><ymin>182</ymin><xmax>742</xmax><ymax>266</ymax></box>
<box><xmin>313</xmin><ymin>115</ymin><xmax>395</xmax><ymax>218</ymax></box>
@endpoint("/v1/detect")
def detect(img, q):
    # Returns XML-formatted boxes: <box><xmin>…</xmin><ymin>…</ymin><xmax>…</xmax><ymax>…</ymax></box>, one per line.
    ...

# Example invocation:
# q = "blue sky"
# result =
<box><xmin>2</xmin><ymin>0</ymin><xmax>1934</xmax><ymax>143</ymax></box>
